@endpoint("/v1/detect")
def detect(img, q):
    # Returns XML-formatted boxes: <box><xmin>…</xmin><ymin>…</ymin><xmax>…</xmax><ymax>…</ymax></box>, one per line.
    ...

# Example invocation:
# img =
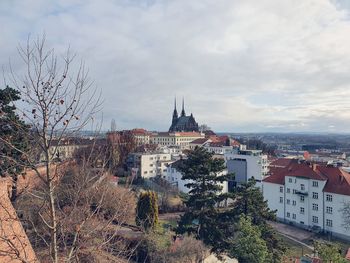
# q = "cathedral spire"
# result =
<box><xmin>174</xmin><ymin>96</ymin><xmax>177</xmax><ymax>111</ymax></box>
<box><xmin>181</xmin><ymin>97</ymin><xmax>186</xmax><ymax>116</ymax></box>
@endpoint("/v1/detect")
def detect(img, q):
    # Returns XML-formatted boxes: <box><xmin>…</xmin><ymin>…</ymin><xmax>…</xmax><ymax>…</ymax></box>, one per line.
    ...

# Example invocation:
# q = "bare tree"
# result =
<box><xmin>1</xmin><ymin>35</ymin><xmax>101</xmax><ymax>262</ymax></box>
<box><xmin>15</xmin><ymin>150</ymin><xmax>138</xmax><ymax>262</ymax></box>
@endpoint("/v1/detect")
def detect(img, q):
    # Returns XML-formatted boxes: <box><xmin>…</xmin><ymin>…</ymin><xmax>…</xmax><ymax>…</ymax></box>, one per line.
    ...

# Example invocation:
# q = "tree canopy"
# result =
<box><xmin>176</xmin><ymin>147</ymin><xmax>234</xmax><ymax>253</ymax></box>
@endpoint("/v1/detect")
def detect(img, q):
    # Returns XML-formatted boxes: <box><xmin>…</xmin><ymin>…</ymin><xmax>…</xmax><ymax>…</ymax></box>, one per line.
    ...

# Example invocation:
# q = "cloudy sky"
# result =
<box><xmin>1</xmin><ymin>0</ymin><xmax>350</xmax><ymax>133</ymax></box>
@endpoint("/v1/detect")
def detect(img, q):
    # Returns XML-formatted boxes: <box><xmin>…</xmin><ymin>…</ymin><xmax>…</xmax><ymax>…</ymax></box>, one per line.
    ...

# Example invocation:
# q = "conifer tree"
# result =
<box><xmin>176</xmin><ymin>147</ymin><xmax>234</xmax><ymax>253</ymax></box>
<box><xmin>136</xmin><ymin>191</ymin><xmax>159</xmax><ymax>230</ymax></box>
<box><xmin>0</xmin><ymin>86</ymin><xmax>29</xmax><ymax>201</ymax></box>
<box><xmin>230</xmin><ymin>215</ymin><xmax>269</xmax><ymax>263</ymax></box>
<box><xmin>231</xmin><ymin>178</ymin><xmax>286</xmax><ymax>262</ymax></box>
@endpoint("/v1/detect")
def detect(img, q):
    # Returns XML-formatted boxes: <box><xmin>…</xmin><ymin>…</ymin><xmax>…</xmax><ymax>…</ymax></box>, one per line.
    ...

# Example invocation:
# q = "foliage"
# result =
<box><xmin>231</xmin><ymin>178</ymin><xmax>286</xmax><ymax>262</ymax></box>
<box><xmin>176</xmin><ymin>147</ymin><xmax>235</xmax><ymax>253</ymax></box>
<box><xmin>230</xmin><ymin>215</ymin><xmax>269</xmax><ymax>263</ymax></box>
<box><xmin>135</xmin><ymin>232</ymin><xmax>207</xmax><ymax>263</ymax></box>
<box><xmin>232</xmin><ymin>177</ymin><xmax>276</xmax><ymax>224</ymax></box>
<box><xmin>0</xmin><ymin>86</ymin><xmax>29</xmax><ymax>201</ymax></box>
<box><xmin>136</xmin><ymin>191</ymin><xmax>159</xmax><ymax>230</ymax></box>
<box><xmin>314</xmin><ymin>241</ymin><xmax>347</xmax><ymax>263</ymax></box>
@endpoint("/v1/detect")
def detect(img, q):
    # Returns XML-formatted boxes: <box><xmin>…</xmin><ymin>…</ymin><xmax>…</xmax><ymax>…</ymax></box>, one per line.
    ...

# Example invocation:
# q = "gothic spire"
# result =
<box><xmin>181</xmin><ymin>97</ymin><xmax>186</xmax><ymax>116</ymax></box>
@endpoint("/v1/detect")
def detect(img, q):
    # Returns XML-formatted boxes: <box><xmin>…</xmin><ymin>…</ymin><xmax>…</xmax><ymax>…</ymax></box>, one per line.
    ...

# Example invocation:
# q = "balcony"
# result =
<box><xmin>295</xmin><ymin>190</ymin><xmax>308</xmax><ymax>196</ymax></box>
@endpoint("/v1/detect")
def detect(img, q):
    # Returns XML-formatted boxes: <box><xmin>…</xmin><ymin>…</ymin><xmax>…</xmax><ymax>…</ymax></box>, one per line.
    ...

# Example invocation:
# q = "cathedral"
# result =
<box><xmin>169</xmin><ymin>98</ymin><xmax>199</xmax><ymax>132</ymax></box>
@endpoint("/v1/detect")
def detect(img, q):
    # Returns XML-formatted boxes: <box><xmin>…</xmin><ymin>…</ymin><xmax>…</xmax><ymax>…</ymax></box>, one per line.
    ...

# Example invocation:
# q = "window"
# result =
<box><xmin>287</xmin><ymin>212</ymin><xmax>290</xmax><ymax>218</ymax></box>
<box><xmin>300</xmin><ymin>196</ymin><xmax>305</xmax><ymax>202</ymax></box>
<box><xmin>289</xmin><ymin>178</ymin><xmax>292</xmax><ymax>183</ymax></box>
<box><xmin>326</xmin><ymin>219</ymin><xmax>333</xmax><ymax>227</ymax></box>
<box><xmin>312</xmin><ymin>216</ymin><xmax>318</xmax><ymax>224</ymax></box>
<box><xmin>300</xmin><ymin>207</ymin><xmax>305</xmax><ymax>214</ymax></box>
<box><xmin>313</xmin><ymin>181</ymin><xmax>318</xmax><ymax>187</ymax></box>
<box><xmin>287</xmin><ymin>188</ymin><xmax>290</xmax><ymax>193</ymax></box>
<box><xmin>150</xmin><ymin>164</ymin><xmax>154</xmax><ymax>167</ymax></box>
<box><xmin>149</xmin><ymin>157</ymin><xmax>153</xmax><ymax>160</ymax></box>
<box><xmin>144</xmin><ymin>171</ymin><xmax>148</xmax><ymax>174</ymax></box>
<box><xmin>301</xmin><ymin>184</ymin><xmax>305</xmax><ymax>191</ymax></box>
<box><xmin>300</xmin><ymin>221</ymin><xmax>304</xmax><ymax>225</ymax></box>
<box><xmin>326</xmin><ymin>206</ymin><xmax>333</xmax><ymax>214</ymax></box>
<box><xmin>287</xmin><ymin>199</ymin><xmax>290</xmax><ymax>205</ymax></box>
<box><xmin>293</xmin><ymin>189</ymin><xmax>296</xmax><ymax>194</ymax></box>
<box><xmin>312</xmin><ymin>192</ymin><xmax>318</xmax><ymax>199</ymax></box>
<box><xmin>280</xmin><ymin>186</ymin><xmax>283</xmax><ymax>193</ymax></box>
<box><xmin>279</xmin><ymin>197</ymin><xmax>283</xmax><ymax>203</ymax></box>
<box><xmin>326</xmin><ymin>194</ymin><xmax>333</xmax><ymax>202</ymax></box>
<box><xmin>292</xmin><ymin>214</ymin><xmax>296</xmax><ymax>219</ymax></box>
<box><xmin>292</xmin><ymin>200</ymin><xmax>296</xmax><ymax>206</ymax></box>
<box><xmin>312</xmin><ymin>204</ymin><xmax>318</xmax><ymax>211</ymax></box>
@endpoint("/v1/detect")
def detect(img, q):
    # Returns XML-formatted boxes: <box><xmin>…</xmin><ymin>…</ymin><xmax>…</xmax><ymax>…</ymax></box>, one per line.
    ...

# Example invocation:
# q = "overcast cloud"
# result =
<box><xmin>1</xmin><ymin>0</ymin><xmax>350</xmax><ymax>132</ymax></box>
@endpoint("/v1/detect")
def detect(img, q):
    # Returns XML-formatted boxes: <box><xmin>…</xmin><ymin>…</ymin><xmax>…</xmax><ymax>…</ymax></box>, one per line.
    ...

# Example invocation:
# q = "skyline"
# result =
<box><xmin>2</xmin><ymin>0</ymin><xmax>350</xmax><ymax>132</ymax></box>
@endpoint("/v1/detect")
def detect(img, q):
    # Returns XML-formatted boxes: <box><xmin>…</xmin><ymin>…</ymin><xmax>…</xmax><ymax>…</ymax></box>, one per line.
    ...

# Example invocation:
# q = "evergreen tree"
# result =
<box><xmin>231</xmin><ymin>178</ymin><xmax>286</xmax><ymax>262</ymax></box>
<box><xmin>232</xmin><ymin>177</ymin><xmax>276</xmax><ymax>224</ymax></box>
<box><xmin>136</xmin><ymin>191</ymin><xmax>159</xmax><ymax>230</ymax></box>
<box><xmin>176</xmin><ymin>147</ymin><xmax>234</xmax><ymax>253</ymax></box>
<box><xmin>0</xmin><ymin>86</ymin><xmax>29</xmax><ymax>201</ymax></box>
<box><xmin>230</xmin><ymin>215</ymin><xmax>269</xmax><ymax>263</ymax></box>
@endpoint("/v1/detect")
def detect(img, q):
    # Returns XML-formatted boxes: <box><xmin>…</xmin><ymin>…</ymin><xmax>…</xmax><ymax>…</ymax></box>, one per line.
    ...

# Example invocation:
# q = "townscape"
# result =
<box><xmin>2</xmin><ymin>1</ymin><xmax>350</xmax><ymax>263</ymax></box>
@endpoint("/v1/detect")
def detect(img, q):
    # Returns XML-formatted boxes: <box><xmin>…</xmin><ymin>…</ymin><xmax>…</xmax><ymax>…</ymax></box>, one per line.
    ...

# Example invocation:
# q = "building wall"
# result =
<box><xmin>140</xmin><ymin>153</ymin><xmax>172</xmax><ymax>178</ymax></box>
<box><xmin>151</xmin><ymin>133</ymin><xmax>204</xmax><ymax>149</ymax></box>
<box><xmin>324</xmin><ymin>192</ymin><xmax>350</xmax><ymax>239</ymax></box>
<box><xmin>225</xmin><ymin>151</ymin><xmax>268</xmax><ymax>187</ymax></box>
<box><xmin>263</xmin><ymin>182</ymin><xmax>285</xmax><ymax>219</ymax></box>
<box><xmin>263</xmin><ymin>177</ymin><xmax>350</xmax><ymax>240</ymax></box>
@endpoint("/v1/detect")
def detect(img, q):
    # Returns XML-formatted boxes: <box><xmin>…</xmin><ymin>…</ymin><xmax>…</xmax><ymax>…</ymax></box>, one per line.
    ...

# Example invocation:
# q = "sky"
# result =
<box><xmin>1</xmin><ymin>0</ymin><xmax>350</xmax><ymax>133</ymax></box>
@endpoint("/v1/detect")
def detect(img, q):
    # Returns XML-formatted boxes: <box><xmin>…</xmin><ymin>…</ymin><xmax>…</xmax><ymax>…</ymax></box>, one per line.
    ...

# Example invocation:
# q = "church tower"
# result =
<box><xmin>181</xmin><ymin>97</ymin><xmax>186</xmax><ymax>117</ymax></box>
<box><xmin>171</xmin><ymin>97</ymin><xmax>178</xmax><ymax>128</ymax></box>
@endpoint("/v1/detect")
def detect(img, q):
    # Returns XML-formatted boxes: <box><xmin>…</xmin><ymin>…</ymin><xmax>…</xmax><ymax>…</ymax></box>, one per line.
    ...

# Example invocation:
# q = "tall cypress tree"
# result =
<box><xmin>136</xmin><ymin>191</ymin><xmax>159</xmax><ymax>230</ymax></box>
<box><xmin>0</xmin><ymin>86</ymin><xmax>29</xmax><ymax>201</ymax></box>
<box><xmin>176</xmin><ymin>147</ymin><xmax>234</xmax><ymax>253</ymax></box>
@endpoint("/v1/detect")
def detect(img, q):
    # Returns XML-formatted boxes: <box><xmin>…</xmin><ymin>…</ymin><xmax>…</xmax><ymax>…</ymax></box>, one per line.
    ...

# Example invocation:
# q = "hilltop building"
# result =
<box><xmin>169</xmin><ymin>98</ymin><xmax>199</xmax><ymax>132</ymax></box>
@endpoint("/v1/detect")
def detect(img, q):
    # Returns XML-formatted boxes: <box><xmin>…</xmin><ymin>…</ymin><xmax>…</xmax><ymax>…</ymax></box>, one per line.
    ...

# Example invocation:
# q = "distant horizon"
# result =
<box><xmin>3</xmin><ymin>1</ymin><xmax>350</xmax><ymax>132</ymax></box>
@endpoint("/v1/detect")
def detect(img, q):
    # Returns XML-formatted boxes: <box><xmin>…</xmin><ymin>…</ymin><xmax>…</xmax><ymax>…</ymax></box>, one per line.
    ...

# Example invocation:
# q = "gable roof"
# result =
<box><xmin>263</xmin><ymin>161</ymin><xmax>350</xmax><ymax>196</ymax></box>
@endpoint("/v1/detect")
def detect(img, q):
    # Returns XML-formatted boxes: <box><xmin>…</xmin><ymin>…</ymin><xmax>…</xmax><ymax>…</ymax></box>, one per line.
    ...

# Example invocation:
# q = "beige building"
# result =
<box><xmin>151</xmin><ymin>132</ymin><xmax>205</xmax><ymax>149</ymax></box>
<box><xmin>131</xmin><ymin>129</ymin><xmax>151</xmax><ymax>145</ymax></box>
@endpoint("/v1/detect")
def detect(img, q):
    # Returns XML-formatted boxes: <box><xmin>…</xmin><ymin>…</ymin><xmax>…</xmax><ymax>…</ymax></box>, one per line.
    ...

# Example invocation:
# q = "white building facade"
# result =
<box><xmin>224</xmin><ymin>149</ymin><xmax>268</xmax><ymax>187</ymax></box>
<box><xmin>127</xmin><ymin>152</ymin><xmax>173</xmax><ymax>179</ymax></box>
<box><xmin>263</xmin><ymin>161</ymin><xmax>350</xmax><ymax>240</ymax></box>
<box><xmin>150</xmin><ymin>132</ymin><xmax>205</xmax><ymax>149</ymax></box>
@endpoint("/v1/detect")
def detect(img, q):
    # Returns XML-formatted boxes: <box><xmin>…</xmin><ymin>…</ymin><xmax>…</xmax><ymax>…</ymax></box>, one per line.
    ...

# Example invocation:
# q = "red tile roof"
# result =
<box><xmin>263</xmin><ymin>161</ymin><xmax>350</xmax><ymax>196</ymax></box>
<box><xmin>175</xmin><ymin>132</ymin><xmax>203</xmax><ymax>137</ymax></box>
<box><xmin>319</xmin><ymin>166</ymin><xmax>350</xmax><ymax>195</ymax></box>
<box><xmin>131</xmin><ymin>128</ymin><xmax>149</xmax><ymax>135</ymax></box>
<box><xmin>270</xmin><ymin>158</ymin><xmax>295</xmax><ymax>168</ymax></box>
<box><xmin>190</xmin><ymin>138</ymin><xmax>210</xmax><ymax>145</ymax></box>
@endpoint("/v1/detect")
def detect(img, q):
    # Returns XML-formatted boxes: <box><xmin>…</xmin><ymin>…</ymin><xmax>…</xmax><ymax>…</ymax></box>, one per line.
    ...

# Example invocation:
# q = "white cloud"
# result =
<box><xmin>1</xmin><ymin>0</ymin><xmax>350</xmax><ymax>132</ymax></box>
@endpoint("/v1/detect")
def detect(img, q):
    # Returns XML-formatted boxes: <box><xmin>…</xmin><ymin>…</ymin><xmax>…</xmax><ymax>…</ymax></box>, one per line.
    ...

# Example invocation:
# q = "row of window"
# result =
<box><xmin>286</xmin><ymin>178</ymin><xmax>319</xmax><ymax>187</ymax></box>
<box><xmin>286</xmin><ymin>215</ymin><xmax>333</xmax><ymax>227</ymax></box>
<box><xmin>280</xmin><ymin>188</ymin><xmax>333</xmax><ymax>202</ymax></box>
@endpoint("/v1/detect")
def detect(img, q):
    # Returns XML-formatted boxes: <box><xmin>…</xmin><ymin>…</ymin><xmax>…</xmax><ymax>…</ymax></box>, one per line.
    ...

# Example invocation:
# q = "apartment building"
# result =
<box><xmin>224</xmin><ymin>148</ymin><xmax>268</xmax><ymax>187</ymax></box>
<box><xmin>263</xmin><ymin>160</ymin><xmax>350</xmax><ymax>240</ymax></box>
<box><xmin>127</xmin><ymin>152</ymin><xmax>173</xmax><ymax>179</ymax></box>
